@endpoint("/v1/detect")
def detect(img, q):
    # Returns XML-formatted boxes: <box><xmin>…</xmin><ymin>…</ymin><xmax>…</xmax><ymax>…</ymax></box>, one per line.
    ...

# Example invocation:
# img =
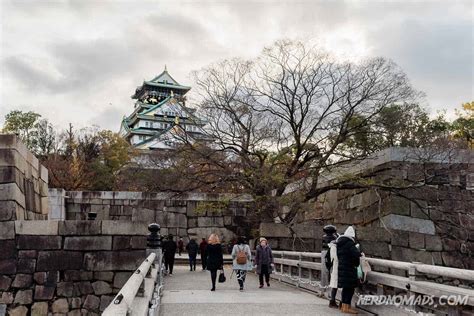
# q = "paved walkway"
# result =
<box><xmin>159</xmin><ymin>265</ymin><xmax>346</xmax><ymax>316</ymax></box>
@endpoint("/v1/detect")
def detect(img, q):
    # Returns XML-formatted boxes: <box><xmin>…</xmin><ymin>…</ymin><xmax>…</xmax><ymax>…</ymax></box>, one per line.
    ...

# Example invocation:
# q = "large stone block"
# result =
<box><xmin>94</xmin><ymin>272</ymin><xmax>114</xmax><ymax>282</ymax></box>
<box><xmin>90</xmin><ymin>204</ymin><xmax>110</xmax><ymax>220</ymax></box>
<box><xmin>17</xmin><ymin>235</ymin><xmax>62</xmax><ymax>250</ymax></box>
<box><xmin>34</xmin><ymin>285</ymin><xmax>56</xmax><ymax>300</ymax></box>
<box><xmin>36</xmin><ymin>251</ymin><xmax>83</xmax><ymax>271</ymax></box>
<box><xmin>0</xmin><ymin>221</ymin><xmax>15</xmax><ymax>240</ymax></box>
<box><xmin>424</xmin><ymin>235</ymin><xmax>442</xmax><ymax>251</ymax></box>
<box><xmin>0</xmin><ymin>291</ymin><xmax>14</xmax><ymax>304</ymax></box>
<box><xmin>113</xmin><ymin>272</ymin><xmax>132</xmax><ymax>288</ymax></box>
<box><xmin>381</xmin><ymin>214</ymin><xmax>435</xmax><ymax>235</ymax></box>
<box><xmin>0</xmin><ymin>259</ymin><xmax>17</xmax><ymax>274</ymax></box>
<box><xmin>0</xmin><ymin>148</ymin><xmax>27</xmax><ymax>173</ymax></box>
<box><xmin>156</xmin><ymin>212</ymin><xmax>187</xmax><ymax>228</ymax></box>
<box><xmin>100</xmin><ymin>295</ymin><xmax>114</xmax><ymax>312</ymax></box>
<box><xmin>130</xmin><ymin>236</ymin><xmax>146</xmax><ymax>249</ymax></box>
<box><xmin>57</xmin><ymin>282</ymin><xmax>74</xmax><ymax>297</ymax></box>
<box><xmin>74</xmin><ymin>281</ymin><xmax>93</xmax><ymax>295</ymax></box>
<box><xmin>391</xmin><ymin>246</ymin><xmax>418</xmax><ymax>262</ymax></box>
<box><xmin>14</xmin><ymin>289</ymin><xmax>33</xmax><ymax>304</ymax></box>
<box><xmin>0</xmin><ymin>200</ymin><xmax>21</xmax><ymax>221</ymax></box>
<box><xmin>64</xmin><ymin>236</ymin><xmax>112</xmax><ymax>250</ymax></box>
<box><xmin>390</xmin><ymin>230</ymin><xmax>409</xmax><ymax>247</ymax></box>
<box><xmin>58</xmin><ymin>220</ymin><xmax>101</xmax><ymax>235</ymax></box>
<box><xmin>52</xmin><ymin>298</ymin><xmax>69</xmax><ymax>313</ymax></box>
<box><xmin>84</xmin><ymin>250</ymin><xmax>146</xmax><ymax>271</ymax></box>
<box><xmin>15</xmin><ymin>220</ymin><xmax>59</xmax><ymax>235</ymax></box>
<box><xmin>197</xmin><ymin>216</ymin><xmax>223</xmax><ymax>227</ymax></box>
<box><xmin>357</xmin><ymin>227</ymin><xmax>391</xmax><ymax>243</ymax></box>
<box><xmin>101</xmin><ymin>220</ymin><xmax>149</xmax><ymax>235</ymax></box>
<box><xmin>69</xmin><ymin>297</ymin><xmax>82</xmax><ymax>309</ymax></box>
<box><xmin>164</xmin><ymin>206</ymin><xmax>187</xmax><ymax>214</ymax></box>
<box><xmin>0</xmin><ymin>275</ymin><xmax>11</xmax><ymax>290</ymax></box>
<box><xmin>408</xmin><ymin>232</ymin><xmax>425</xmax><ymax>249</ymax></box>
<box><xmin>31</xmin><ymin>302</ymin><xmax>49</xmax><ymax>316</ymax></box>
<box><xmin>112</xmin><ymin>236</ymin><xmax>131</xmax><ymax>250</ymax></box>
<box><xmin>83</xmin><ymin>294</ymin><xmax>100</xmax><ymax>311</ymax></box>
<box><xmin>92</xmin><ymin>281</ymin><xmax>112</xmax><ymax>295</ymax></box>
<box><xmin>362</xmin><ymin>241</ymin><xmax>390</xmax><ymax>258</ymax></box>
<box><xmin>63</xmin><ymin>271</ymin><xmax>91</xmax><ymax>282</ymax></box>
<box><xmin>0</xmin><ymin>240</ymin><xmax>16</xmax><ymax>259</ymax></box>
<box><xmin>17</xmin><ymin>258</ymin><xmax>36</xmax><ymax>273</ymax></box>
<box><xmin>132</xmin><ymin>208</ymin><xmax>155</xmax><ymax>222</ymax></box>
<box><xmin>8</xmin><ymin>306</ymin><xmax>28</xmax><ymax>316</ymax></box>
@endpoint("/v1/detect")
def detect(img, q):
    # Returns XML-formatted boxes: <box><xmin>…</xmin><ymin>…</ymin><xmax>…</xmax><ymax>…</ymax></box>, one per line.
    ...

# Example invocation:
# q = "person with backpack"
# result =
<box><xmin>186</xmin><ymin>239</ymin><xmax>199</xmax><ymax>271</ymax></box>
<box><xmin>336</xmin><ymin>226</ymin><xmax>361</xmax><ymax>314</ymax></box>
<box><xmin>206</xmin><ymin>233</ymin><xmax>224</xmax><ymax>291</ymax></box>
<box><xmin>231</xmin><ymin>236</ymin><xmax>252</xmax><ymax>291</ymax></box>
<box><xmin>255</xmin><ymin>237</ymin><xmax>274</xmax><ymax>288</ymax></box>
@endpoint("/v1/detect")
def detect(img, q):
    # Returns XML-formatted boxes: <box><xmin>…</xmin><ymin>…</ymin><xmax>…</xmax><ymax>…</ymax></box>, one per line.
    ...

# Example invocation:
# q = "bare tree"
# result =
<box><xmin>160</xmin><ymin>40</ymin><xmax>465</xmax><ymax>237</ymax></box>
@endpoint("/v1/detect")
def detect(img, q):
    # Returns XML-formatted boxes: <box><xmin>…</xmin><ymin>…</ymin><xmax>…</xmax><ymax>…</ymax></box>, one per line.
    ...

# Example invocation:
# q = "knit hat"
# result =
<box><xmin>344</xmin><ymin>226</ymin><xmax>355</xmax><ymax>238</ymax></box>
<box><xmin>259</xmin><ymin>237</ymin><xmax>267</xmax><ymax>242</ymax></box>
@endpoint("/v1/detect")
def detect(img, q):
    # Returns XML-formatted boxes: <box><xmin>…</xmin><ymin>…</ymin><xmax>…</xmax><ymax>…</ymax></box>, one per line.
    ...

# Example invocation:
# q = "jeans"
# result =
<box><xmin>189</xmin><ymin>254</ymin><xmax>197</xmax><ymax>271</ymax></box>
<box><xmin>209</xmin><ymin>269</ymin><xmax>218</xmax><ymax>289</ymax></box>
<box><xmin>341</xmin><ymin>287</ymin><xmax>355</xmax><ymax>304</ymax></box>
<box><xmin>259</xmin><ymin>264</ymin><xmax>270</xmax><ymax>285</ymax></box>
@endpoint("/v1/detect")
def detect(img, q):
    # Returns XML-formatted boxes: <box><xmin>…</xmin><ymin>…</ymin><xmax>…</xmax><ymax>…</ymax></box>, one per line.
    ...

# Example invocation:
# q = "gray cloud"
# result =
<box><xmin>1</xmin><ymin>0</ymin><xmax>472</xmax><ymax>130</ymax></box>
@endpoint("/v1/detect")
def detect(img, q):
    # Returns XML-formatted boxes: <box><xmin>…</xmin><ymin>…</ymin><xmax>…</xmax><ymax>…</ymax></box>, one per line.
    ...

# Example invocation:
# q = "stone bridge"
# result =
<box><xmin>1</xmin><ymin>135</ymin><xmax>473</xmax><ymax>315</ymax></box>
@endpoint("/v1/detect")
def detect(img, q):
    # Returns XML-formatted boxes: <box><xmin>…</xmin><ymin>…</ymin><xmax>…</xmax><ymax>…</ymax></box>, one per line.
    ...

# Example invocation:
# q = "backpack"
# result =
<box><xmin>236</xmin><ymin>245</ymin><xmax>247</xmax><ymax>265</ymax></box>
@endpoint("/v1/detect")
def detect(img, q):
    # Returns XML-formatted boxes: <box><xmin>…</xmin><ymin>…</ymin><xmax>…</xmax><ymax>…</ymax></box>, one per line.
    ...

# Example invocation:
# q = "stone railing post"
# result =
<box><xmin>146</xmin><ymin>223</ymin><xmax>163</xmax><ymax>316</ymax></box>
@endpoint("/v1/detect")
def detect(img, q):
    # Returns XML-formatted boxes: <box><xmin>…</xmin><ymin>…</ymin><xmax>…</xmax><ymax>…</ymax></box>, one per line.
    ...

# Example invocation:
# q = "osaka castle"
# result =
<box><xmin>119</xmin><ymin>67</ymin><xmax>208</xmax><ymax>150</ymax></box>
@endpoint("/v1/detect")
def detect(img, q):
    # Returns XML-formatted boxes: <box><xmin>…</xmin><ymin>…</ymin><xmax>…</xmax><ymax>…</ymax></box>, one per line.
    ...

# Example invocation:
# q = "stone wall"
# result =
<box><xmin>59</xmin><ymin>191</ymin><xmax>255</xmax><ymax>243</ymax></box>
<box><xmin>260</xmin><ymin>150</ymin><xmax>474</xmax><ymax>270</ymax></box>
<box><xmin>0</xmin><ymin>220</ymin><xmax>148</xmax><ymax>315</ymax></box>
<box><xmin>0</xmin><ymin>134</ymin><xmax>49</xmax><ymax>221</ymax></box>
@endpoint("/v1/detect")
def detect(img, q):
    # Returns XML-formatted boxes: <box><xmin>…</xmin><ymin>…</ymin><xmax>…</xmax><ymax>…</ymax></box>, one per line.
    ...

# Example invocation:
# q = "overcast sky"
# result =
<box><xmin>1</xmin><ymin>0</ymin><xmax>472</xmax><ymax>131</ymax></box>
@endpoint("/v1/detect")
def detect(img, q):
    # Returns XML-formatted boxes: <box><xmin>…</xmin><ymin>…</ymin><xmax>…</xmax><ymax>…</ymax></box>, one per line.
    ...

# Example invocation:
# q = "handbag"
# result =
<box><xmin>218</xmin><ymin>269</ymin><xmax>226</xmax><ymax>283</ymax></box>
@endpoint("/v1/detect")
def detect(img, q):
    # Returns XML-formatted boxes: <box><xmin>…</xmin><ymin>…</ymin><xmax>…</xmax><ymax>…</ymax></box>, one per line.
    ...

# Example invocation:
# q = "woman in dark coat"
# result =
<box><xmin>336</xmin><ymin>226</ymin><xmax>361</xmax><ymax>314</ymax></box>
<box><xmin>206</xmin><ymin>233</ymin><xmax>224</xmax><ymax>291</ymax></box>
<box><xmin>186</xmin><ymin>239</ymin><xmax>199</xmax><ymax>271</ymax></box>
<box><xmin>255</xmin><ymin>237</ymin><xmax>274</xmax><ymax>288</ymax></box>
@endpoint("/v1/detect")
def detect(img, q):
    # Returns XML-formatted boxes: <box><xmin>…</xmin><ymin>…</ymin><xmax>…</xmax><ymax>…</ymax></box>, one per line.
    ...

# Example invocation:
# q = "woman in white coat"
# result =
<box><xmin>328</xmin><ymin>239</ymin><xmax>339</xmax><ymax>308</ymax></box>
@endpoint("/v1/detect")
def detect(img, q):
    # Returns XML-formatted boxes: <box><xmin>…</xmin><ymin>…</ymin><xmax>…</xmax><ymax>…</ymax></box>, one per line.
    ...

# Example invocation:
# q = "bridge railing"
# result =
<box><xmin>271</xmin><ymin>250</ymin><xmax>474</xmax><ymax>314</ymax></box>
<box><xmin>103</xmin><ymin>223</ymin><xmax>164</xmax><ymax>316</ymax></box>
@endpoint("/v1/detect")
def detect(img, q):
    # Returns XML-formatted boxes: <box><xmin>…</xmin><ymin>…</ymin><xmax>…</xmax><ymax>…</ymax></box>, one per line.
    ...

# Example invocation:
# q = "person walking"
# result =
<box><xmin>336</xmin><ymin>226</ymin><xmax>361</xmax><ymax>314</ymax></box>
<box><xmin>178</xmin><ymin>238</ymin><xmax>184</xmax><ymax>256</ymax></box>
<box><xmin>163</xmin><ymin>234</ymin><xmax>177</xmax><ymax>275</ymax></box>
<box><xmin>199</xmin><ymin>238</ymin><xmax>208</xmax><ymax>270</ymax></box>
<box><xmin>323</xmin><ymin>225</ymin><xmax>340</xmax><ymax>308</ymax></box>
<box><xmin>206</xmin><ymin>233</ymin><xmax>224</xmax><ymax>291</ymax></box>
<box><xmin>231</xmin><ymin>236</ymin><xmax>252</xmax><ymax>291</ymax></box>
<box><xmin>186</xmin><ymin>239</ymin><xmax>199</xmax><ymax>271</ymax></box>
<box><xmin>327</xmin><ymin>236</ymin><xmax>340</xmax><ymax>308</ymax></box>
<box><xmin>255</xmin><ymin>237</ymin><xmax>274</xmax><ymax>288</ymax></box>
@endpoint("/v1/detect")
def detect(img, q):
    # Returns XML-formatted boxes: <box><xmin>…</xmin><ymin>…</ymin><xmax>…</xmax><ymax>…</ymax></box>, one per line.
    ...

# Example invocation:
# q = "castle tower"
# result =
<box><xmin>119</xmin><ymin>67</ymin><xmax>209</xmax><ymax>150</ymax></box>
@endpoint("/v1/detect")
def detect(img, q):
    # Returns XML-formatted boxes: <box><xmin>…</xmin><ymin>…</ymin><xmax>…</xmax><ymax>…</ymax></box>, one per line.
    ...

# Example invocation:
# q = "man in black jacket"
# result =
<box><xmin>163</xmin><ymin>234</ymin><xmax>178</xmax><ymax>275</ymax></box>
<box><xmin>336</xmin><ymin>226</ymin><xmax>361</xmax><ymax>314</ymax></box>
